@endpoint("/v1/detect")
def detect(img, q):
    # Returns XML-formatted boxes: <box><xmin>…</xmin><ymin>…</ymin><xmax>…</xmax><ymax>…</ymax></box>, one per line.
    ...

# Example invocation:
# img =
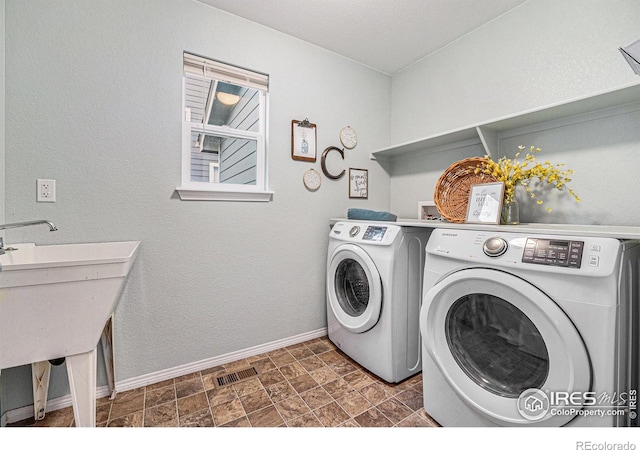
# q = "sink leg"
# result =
<box><xmin>100</xmin><ymin>316</ymin><xmax>117</xmax><ymax>399</ymax></box>
<box><xmin>66</xmin><ymin>348</ymin><xmax>97</xmax><ymax>427</ymax></box>
<box><xmin>31</xmin><ymin>361</ymin><xmax>51</xmax><ymax>421</ymax></box>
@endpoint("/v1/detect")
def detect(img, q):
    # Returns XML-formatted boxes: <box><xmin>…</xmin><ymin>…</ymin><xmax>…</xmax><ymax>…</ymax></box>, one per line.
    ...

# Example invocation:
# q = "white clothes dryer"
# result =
<box><xmin>420</xmin><ymin>228</ymin><xmax>640</xmax><ymax>427</ymax></box>
<box><xmin>327</xmin><ymin>221</ymin><xmax>432</xmax><ymax>383</ymax></box>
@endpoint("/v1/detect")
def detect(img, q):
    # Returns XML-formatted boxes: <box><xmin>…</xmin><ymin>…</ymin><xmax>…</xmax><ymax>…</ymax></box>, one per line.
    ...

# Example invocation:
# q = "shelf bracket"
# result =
<box><xmin>476</xmin><ymin>126</ymin><xmax>497</xmax><ymax>159</ymax></box>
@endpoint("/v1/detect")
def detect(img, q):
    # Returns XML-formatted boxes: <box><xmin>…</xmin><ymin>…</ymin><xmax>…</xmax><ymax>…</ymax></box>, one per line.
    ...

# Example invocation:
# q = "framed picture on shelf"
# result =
<box><xmin>349</xmin><ymin>168</ymin><xmax>368</xmax><ymax>199</ymax></box>
<box><xmin>465</xmin><ymin>182</ymin><xmax>505</xmax><ymax>224</ymax></box>
<box><xmin>291</xmin><ymin>119</ymin><xmax>317</xmax><ymax>162</ymax></box>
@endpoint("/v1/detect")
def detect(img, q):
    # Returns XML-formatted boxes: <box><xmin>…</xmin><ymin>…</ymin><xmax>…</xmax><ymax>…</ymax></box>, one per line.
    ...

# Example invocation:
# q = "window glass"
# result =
<box><xmin>184</xmin><ymin>75</ymin><xmax>261</xmax><ymax>132</ymax></box>
<box><xmin>189</xmin><ymin>131</ymin><xmax>257</xmax><ymax>185</ymax></box>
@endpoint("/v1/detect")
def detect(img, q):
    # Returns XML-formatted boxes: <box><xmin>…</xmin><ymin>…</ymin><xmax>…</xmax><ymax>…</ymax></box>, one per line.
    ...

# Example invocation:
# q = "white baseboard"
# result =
<box><xmin>1</xmin><ymin>327</ymin><xmax>327</xmax><ymax>426</ymax></box>
<box><xmin>115</xmin><ymin>328</ymin><xmax>327</xmax><ymax>393</ymax></box>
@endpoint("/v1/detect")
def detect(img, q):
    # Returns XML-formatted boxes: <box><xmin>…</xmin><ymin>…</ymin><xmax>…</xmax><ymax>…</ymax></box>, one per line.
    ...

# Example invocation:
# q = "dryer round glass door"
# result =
<box><xmin>420</xmin><ymin>268</ymin><xmax>590</xmax><ymax>426</ymax></box>
<box><xmin>328</xmin><ymin>244</ymin><xmax>382</xmax><ymax>333</ymax></box>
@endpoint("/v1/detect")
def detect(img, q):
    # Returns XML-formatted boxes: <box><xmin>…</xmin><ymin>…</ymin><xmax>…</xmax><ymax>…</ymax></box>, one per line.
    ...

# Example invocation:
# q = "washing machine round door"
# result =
<box><xmin>421</xmin><ymin>268</ymin><xmax>591</xmax><ymax>427</ymax></box>
<box><xmin>327</xmin><ymin>244</ymin><xmax>382</xmax><ymax>333</ymax></box>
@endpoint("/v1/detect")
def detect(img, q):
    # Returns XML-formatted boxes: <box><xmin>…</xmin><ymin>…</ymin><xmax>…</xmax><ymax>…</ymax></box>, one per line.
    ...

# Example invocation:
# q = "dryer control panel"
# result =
<box><xmin>426</xmin><ymin>228</ymin><xmax>623</xmax><ymax>277</ymax></box>
<box><xmin>521</xmin><ymin>238</ymin><xmax>584</xmax><ymax>268</ymax></box>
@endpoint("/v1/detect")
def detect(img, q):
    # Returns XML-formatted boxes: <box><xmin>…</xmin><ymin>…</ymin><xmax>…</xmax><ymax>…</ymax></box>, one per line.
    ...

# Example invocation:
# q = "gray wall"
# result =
<box><xmin>3</xmin><ymin>0</ymin><xmax>640</xmax><ymax>418</ymax></box>
<box><xmin>1</xmin><ymin>0</ymin><xmax>390</xmax><ymax>412</ymax></box>
<box><xmin>0</xmin><ymin>0</ymin><xmax>5</xmax><ymax>420</ymax></box>
<box><xmin>389</xmin><ymin>0</ymin><xmax>640</xmax><ymax>224</ymax></box>
<box><xmin>0</xmin><ymin>0</ymin><xmax>4</xmax><ymax>225</ymax></box>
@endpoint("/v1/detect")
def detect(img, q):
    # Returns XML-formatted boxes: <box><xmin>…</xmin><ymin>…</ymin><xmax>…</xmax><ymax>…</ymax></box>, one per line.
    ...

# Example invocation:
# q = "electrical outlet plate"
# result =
<box><xmin>418</xmin><ymin>200</ymin><xmax>440</xmax><ymax>220</ymax></box>
<box><xmin>37</xmin><ymin>179</ymin><xmax>56</xmax><ymax>202</ymax></box>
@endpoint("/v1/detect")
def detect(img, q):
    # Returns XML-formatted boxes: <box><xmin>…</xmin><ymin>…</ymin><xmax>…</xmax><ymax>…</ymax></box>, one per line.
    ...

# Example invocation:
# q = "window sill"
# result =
<box><xmin>176</xmin><ymin>187</ymin><xmax>274</xmax><ymax>202</ymax></box>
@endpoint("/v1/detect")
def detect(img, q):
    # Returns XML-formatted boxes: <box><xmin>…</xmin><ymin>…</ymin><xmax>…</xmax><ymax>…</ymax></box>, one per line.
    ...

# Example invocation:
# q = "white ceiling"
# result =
<box><xmin>195</xmin><ymin>0</ymin><xmax>528</xmax><ymax>75</ymax></box>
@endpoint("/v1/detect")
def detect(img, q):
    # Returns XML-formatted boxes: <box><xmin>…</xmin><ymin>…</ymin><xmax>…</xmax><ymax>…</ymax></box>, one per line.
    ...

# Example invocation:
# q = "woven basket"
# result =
<box><xmin>433</xmin><ymin>157</ymin><xmax>498</xmax><ymax>223</ymax></box>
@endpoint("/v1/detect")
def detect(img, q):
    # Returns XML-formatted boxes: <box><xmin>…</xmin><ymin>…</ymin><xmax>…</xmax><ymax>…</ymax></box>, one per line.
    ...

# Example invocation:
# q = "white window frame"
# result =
<box><xmin>209</xmin><ymin>162</ymin><xmax>220</xmax><ymax>183</ymax></box>
<box><xmin>176</xmin><ymin>53</ymin><xmax>273</xmax><ymax>202</ymax></box>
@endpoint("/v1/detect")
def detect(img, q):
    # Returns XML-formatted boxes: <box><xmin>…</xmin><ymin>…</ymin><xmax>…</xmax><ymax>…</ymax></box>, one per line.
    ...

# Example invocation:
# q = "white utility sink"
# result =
<box><xmin>0</xmin><ymin>240</ymin><xmax>140</xmax><ymax>426</ymax></box>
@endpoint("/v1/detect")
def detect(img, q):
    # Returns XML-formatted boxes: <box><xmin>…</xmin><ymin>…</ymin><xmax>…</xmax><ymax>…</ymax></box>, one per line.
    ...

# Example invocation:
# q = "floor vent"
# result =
<box><xmin>215</xmin><ymin>367</ymin><xmax>259</xmax><ymax>387</ymax></box>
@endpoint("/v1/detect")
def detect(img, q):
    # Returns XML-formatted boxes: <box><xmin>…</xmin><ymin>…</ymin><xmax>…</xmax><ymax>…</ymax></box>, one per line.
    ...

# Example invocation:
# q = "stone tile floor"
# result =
<box><xmin>9</xmin><ymin>336</ymin><xmax>440</xmax><ymax>428</ymax></box>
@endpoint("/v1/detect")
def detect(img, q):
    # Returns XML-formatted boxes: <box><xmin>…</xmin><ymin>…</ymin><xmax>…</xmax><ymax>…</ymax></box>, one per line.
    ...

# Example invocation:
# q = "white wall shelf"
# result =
<box><xmin>371</xmin><ymin>81</ymin><xmax>640</xmax><ymax>161</ymax></box>
<box><xmin>331</xmin><ymin>217</ymin><xmax>640</xmax><ymax>240</ymax></box>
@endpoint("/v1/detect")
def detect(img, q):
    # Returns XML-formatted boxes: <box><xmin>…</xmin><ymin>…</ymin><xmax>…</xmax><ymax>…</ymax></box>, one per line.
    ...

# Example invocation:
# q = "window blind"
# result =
<box><xmin>184</xmin><ymin>52</ymin><xmax>268</xmax><ymax>92</ymax></box>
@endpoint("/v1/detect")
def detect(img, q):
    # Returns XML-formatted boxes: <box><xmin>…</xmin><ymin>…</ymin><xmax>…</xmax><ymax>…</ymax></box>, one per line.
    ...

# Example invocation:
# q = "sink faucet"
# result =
<box><xmin>0</xmin><ymin>220</ymin><xmax>58</xmax><ymax>255</ymax></box>
<box><xmin>0</xmin><ymin>220</ymin><xmax>58</xmax><ymax>232</ymax></box>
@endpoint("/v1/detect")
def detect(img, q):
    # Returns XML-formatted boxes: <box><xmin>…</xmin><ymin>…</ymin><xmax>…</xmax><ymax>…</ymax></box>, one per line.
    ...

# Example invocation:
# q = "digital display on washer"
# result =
<box><xmin>522</xmin><ymin>238</ymin><xmax>584</xmax><ymax>268</ymax></box>
<box><xmin>363</xmin><ymin>226</ymin><xmax>387</xmax><ymax>241</ymax></box>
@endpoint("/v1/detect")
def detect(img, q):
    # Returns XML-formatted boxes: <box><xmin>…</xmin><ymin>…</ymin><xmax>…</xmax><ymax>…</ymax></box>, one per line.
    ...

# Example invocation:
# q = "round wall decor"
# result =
<box><xmin>303</xmin><ymin>168</ymin><xmax>322</xmax><ymax>191</ymax></box>
<box><xmin>340</xmin><ymin>126</ymin><xmax>358</xmax><ymax>149</ymax></box>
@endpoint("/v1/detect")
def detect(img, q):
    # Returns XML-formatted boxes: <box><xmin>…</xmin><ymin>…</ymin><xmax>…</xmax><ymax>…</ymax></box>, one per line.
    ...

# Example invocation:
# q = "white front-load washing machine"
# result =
<box><xmin>327</xmin><ymin>221</ymin><xmax>432</xmax><ymax>383</ymax></box>
<box><xmin>420</xmin><ymin>228</ymin><xmax>640</xmax><ymax>427</ymax></box>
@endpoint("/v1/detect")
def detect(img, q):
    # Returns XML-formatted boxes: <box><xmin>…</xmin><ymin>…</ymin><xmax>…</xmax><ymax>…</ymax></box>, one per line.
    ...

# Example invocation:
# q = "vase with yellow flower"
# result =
<box><xmin>475</xmin><ymin>146</ymin><xmax>581</xmax><ymax>225</ymax></box>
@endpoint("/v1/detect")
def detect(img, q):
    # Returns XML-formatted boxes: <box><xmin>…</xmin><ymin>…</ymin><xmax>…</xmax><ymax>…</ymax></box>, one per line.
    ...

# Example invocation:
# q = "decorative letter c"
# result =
<box><xmin>321</xmin><ymin>146</ymin><xmax>345</xmax><ymax>180</ymax></box>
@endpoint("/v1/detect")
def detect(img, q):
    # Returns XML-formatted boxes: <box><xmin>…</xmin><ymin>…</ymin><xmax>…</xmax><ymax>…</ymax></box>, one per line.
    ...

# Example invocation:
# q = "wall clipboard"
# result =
<box><xmin>291</xmin><ymin>119</ymin><xmax>317</xmax><ymax>162</ymax></box>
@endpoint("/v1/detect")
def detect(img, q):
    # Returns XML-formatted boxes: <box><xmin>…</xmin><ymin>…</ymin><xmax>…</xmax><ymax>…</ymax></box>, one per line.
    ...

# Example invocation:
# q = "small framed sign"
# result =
<box><xmin>349</xmin><ymin>168</ymin><xmax>368</xmax><ymax>199</ymax></box>
<box><xmin>465</xmin><ymin>182</ymin><xmax>505</xmax><ymax>224</ymax></box>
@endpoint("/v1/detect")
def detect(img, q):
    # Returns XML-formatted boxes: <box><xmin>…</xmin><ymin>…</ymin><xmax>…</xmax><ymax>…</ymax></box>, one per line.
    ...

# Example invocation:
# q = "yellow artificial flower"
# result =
<box><xmin>476</xmin><ymin>146</ymin><xmax>580</xmax><ymax>211</ymax></box>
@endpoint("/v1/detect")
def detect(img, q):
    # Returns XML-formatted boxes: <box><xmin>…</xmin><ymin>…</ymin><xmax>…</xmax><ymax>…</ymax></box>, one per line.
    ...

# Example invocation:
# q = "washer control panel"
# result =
<box><xmin>362</xmin><ymin>226</ymin><xmax>387</xmax><ymax>241</ymax></box>
<box><xmin>522</xmin><ymin>238</ymin><xmax>584</xmax><ymax>268</ymax></box>
<box><xmin>330</xmin><ymin>221</ymin><xmax>401</xmax><ymax>245</ymax></box>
